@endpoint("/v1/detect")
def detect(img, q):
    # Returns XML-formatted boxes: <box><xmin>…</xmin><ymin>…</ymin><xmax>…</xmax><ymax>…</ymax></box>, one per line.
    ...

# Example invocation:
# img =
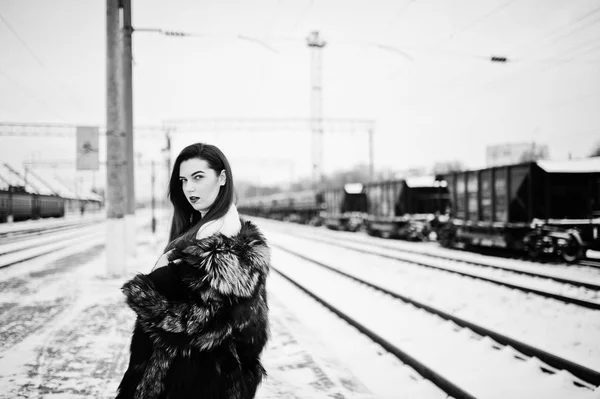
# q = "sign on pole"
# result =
<box><xmin>76</xmin><ymin>126</ymin><xmax>100</xmax><ymax>170</ymax></box>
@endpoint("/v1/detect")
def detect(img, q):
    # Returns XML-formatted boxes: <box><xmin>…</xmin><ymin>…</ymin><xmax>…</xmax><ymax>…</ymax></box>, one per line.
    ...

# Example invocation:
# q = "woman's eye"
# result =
<box><xmin>194</xmin><ymin>175</ymin><xmax>203</xmax><ymax>180</ymax></box>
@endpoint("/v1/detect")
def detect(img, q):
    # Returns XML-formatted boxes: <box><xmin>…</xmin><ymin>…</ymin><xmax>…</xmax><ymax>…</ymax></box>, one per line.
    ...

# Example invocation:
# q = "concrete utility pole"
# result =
<box><xmin>122</xmin><ymin>0</ymin><xmax>136</xmax><ymax>257</ymax></box>
<box><xmin>106</xmin><ymin>0</ymin><xmax>126</xmax><ymax>275</ymax></box>
<box><xmin>307</xmin><ymin>31</ymin><xmax>326</xmax><ymax>189</ymax></box>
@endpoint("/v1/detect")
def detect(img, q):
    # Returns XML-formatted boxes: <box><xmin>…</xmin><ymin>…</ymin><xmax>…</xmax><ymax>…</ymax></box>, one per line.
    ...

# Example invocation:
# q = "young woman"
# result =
<box><xmin>116</xmin><ymin>143</ymin><xmax>270</xmax><ymax>399</ymax></box>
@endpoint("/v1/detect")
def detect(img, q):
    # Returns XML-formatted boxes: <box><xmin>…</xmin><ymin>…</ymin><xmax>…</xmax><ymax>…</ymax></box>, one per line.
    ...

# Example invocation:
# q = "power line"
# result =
<box><xmin>134</xmin><ymin>27</ymin><xmax>279</xmax><ymax>53</ymax></box>
<box><xmin>509</xmin><ymin>4</ymin><xmax>600</xmax><ymax>57</ymax></box>
<box><xmin>421</xmin><ymin>4</ymin><xmax>600</xmax><ymax>100</ymax></box>
<box><xmin>548</xmin><ymin>13</ymin><xmax>600</xmax><ymax>47</ymax></box>
<box><xmin>292</xmin><ymin>0</ymin><xmax>314</xmax><ymax>30</ymax></box>
<box><xmin>262</xmin><ymin>0</ymin><xmax>282</xmax><ymax>38</ymax></box>
<box><xmin>134</xmin><ymin>24</ymin><xmax>596</xmax><ymax>65</ymax></box>
<box><xmin>0</xmin><ymin>11</ymin><xmax>85</xmax><ymax>112</ymax></box>
<box><xmin>574</xmin><ymin>40</ymin><xmax>600</xmax><ymax>58</ymax></box>
<box><xmin>383</xmin><ymin>0</ymin><xmax>418</xmax><ymax>33</ymax></box>
<box><xmin>448</xmin><ymin>0</ymin><xmax>520</xmax><ymax>41</ymax></box>
<box><xmin>0</xmin><ymin>12</ymin><xmax>46</xmax><ymax>67</ymax></box>
<box><xmin>0</xmin><ymin>70</ymin><xmax>66</xmax><ymax>121</ymax></box>
<box><xmin>373</xmin><ymin>44</ymin><xmax>415</xmax><ymax>61</ymax></box>
<box><xmin>472</xmin><ymin>12</ymin><xmax>600</xmax><ymax>91</ymax></box>
<box><xmin>422</xmin><ymin>0</ymin><xmax>520</xmax><ymax>54</ymax></box>
<box><xmin>237</xmin><ymin>35</ymin><xmax>279</xmax><ymax>54</ymax></box>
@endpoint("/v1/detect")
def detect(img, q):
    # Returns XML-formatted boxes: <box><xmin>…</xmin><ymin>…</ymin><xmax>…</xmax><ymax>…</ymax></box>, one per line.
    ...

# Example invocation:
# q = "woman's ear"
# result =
<box><xmin>219</xmin><ymin>170</ymin><xmax>226</xmax><ymax>186</ymax></box>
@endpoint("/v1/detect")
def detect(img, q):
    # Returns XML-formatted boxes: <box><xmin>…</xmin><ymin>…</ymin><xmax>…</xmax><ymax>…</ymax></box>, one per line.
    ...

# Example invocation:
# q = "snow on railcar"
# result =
<box><xmin>321</xmin><ymin>183</ymin><xmax>368</xmax><ymax>232</ymax></box>
<box><xmin>364</xmin><ymin>176</ymin><xmax>449</xmax><ymax>240</ymax></box>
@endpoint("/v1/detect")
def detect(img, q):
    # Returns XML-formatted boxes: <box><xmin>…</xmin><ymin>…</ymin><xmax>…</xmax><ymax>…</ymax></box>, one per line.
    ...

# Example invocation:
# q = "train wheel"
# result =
<box><xmin>561</xmin><ymin>239</ymin><xmax>582</xmax><ymax>264</ymax></box>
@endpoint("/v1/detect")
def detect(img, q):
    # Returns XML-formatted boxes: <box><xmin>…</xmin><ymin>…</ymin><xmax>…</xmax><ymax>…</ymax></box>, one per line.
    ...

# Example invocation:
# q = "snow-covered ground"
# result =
<box><xmin>277</xmin><ymin>227</ymin><xmax>600</xmax><ymax>304</ymax></box>
<box><xmin>0</xmin><ymin>211</ymin><xmax>105</xmax><ymax>234</ymax></box>
<box><xmin>270</xmin><ymin>247</ymin><xmax>600</xmax><ymax>399</ymax></box>
<box><xmin>262</xmin><ymin>227</ymin><xmax>600</xmax><ymax>372</ymax></box>
<box><xmin>265</xmin><ymin>218</ymin><xmax>600</xmax><ymax>284</ymax></box>
<box><xmin>0</xmin><ymin>215</ymin><xmax>383</xmax><ymax>399</ymax></box>
<box><xmin>3</xmin><ymin>214</ymin><xmax>599</xmax><ymax>398</ymax></box>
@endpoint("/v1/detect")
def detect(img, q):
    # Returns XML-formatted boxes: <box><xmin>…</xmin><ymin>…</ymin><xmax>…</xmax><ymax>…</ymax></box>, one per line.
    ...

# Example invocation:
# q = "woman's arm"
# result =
<box><xmin>121</xmin><ymin>272</ymin><xmax>267</xmax><ymax>352</ymax></box>
<box><xmin>122</xmin><ymin>272</ymin><xmax>213</xmax><ymax>336</ymax></box>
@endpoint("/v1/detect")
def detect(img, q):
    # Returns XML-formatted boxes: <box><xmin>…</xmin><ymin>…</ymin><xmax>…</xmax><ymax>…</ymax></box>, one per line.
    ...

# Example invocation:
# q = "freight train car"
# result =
<box><xmin>35</xmin><ymin>193</ymin><xmax>65</xmax><ymax>218</ymax></box>
<box><xmin>238</xmin><ymin>190</ymin><xmax>323</xmax><ymax>225</ymax></box>
<box><xmin>0</xmin><ymin>187</ymin><xmax>34</xmax><ymax>222</ymax></box>
<box><xmin>321</xmin><ymin>183</ymin><xmax>368</xmax><ymax>231</ymax></box>
<box><xmin>0</xmin><ymin>186</ymin><xmax>65</xmax><ymax>222</ymax></box>
<box><xmin>439</xmin><ymin>158</ymin><xmax>600</xmax><ymax>263</ymax></box>
<box><xmin>365</xmin><ymin>176</ymin><xmax>450</xmax><ymax>240</ymax></box>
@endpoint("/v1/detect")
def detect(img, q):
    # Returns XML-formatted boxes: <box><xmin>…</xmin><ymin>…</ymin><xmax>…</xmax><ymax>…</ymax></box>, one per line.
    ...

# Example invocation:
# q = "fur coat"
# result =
<box><xmin>115</xmin><ymin>220</ymin><xmax>270</xmax><ymax>399</ymax></box>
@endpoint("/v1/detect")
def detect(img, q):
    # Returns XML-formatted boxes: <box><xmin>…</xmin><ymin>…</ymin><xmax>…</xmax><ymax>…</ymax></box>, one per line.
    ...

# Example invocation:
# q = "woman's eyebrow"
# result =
<box><xmin>179</xmin><ymin>170</ymin><xmax>205</xmax><ymax>178</ymax></box>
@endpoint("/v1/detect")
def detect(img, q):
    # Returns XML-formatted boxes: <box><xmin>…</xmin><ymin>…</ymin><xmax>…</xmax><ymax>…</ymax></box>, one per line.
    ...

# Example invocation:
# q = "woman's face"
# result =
<box><xmin>179</xmin><ymin>158</ymin><xmax>225</xmax><ymax>216</ymax></box>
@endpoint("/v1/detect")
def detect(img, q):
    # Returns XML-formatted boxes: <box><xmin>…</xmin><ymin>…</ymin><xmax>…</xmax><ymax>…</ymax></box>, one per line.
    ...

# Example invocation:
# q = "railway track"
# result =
<box><xmin>0</xmin><ymin>218</ymin><xmax>103</xmax><ymax>244</ymax></box>
<box><xmin>255</xmin><ymin>217</ymin><xmax>600</xmax><ymax>280</ymax></box>
<box><xmin>268</xmin><ymin>223</ymin><xmax>600</xmax><ymax>310</ymax></box>
<box><xmin>0</xmin><ymin>225</ymin><xmax>104</xmax><ymax>257</ymax></box>
<box><xmin>0</xmin><ymin>223</ymin><xmax>105</xmax><ymax>269</ymax></box>
<box><xmin>580</xmin><ymin>259</ymin><xmax>600</xmax><ymax>269</ymax></box>
<box><xmin>271</xmin><ymin>246</ymin><xmax>600</xmax><ymax>398</ymax></box>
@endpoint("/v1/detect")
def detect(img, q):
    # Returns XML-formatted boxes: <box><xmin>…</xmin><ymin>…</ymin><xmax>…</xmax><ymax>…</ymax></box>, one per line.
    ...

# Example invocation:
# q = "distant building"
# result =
<box><xmin>486</xmin><ymin>142</ymin><xmax>549</xmax><ymax>167</ymax></box>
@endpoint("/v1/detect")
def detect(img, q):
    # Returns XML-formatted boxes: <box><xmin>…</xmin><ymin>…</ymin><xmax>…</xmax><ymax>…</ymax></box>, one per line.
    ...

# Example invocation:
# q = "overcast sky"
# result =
<box><xmin>1</xmin><ymin>0</ymin><xmax>599</xmax><ymax>188</ymax></box>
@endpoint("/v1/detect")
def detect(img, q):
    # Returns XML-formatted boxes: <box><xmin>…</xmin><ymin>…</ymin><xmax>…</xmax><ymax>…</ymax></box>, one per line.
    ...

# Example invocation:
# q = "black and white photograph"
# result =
<box><xmin>1</xmin><ymin>0</ymin><xmax>600</xmax><ymax>398</ymax></box>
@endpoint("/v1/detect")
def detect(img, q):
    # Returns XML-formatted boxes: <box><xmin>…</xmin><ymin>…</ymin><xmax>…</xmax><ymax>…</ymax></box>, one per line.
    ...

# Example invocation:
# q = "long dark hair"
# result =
<box><xmin>163</xmin><ymin>143</ymin><xmax>235</xmax><ymax>252</ymax></box>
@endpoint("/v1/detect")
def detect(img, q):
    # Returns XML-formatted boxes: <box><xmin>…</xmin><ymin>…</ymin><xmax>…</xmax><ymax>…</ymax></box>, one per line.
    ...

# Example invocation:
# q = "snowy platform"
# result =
<box><xmin>0</xmin><ymin>230</ymin><xmax>374</xmax><ymax>399</ymax></box>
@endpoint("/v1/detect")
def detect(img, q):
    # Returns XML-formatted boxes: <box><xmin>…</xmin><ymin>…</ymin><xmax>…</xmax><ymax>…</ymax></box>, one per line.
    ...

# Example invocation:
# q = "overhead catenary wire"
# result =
<box><xmin>415</xmin><ymin>2</ymin><xmax>600</xmax><ymax>97</ymax></box>
<box><xmin>507</xmin><ymin>4</ymin><xmax>600</xmax><ymax>58</ymax></box>
<box><xmin>134</xmin><ymin>27</ymin><xmax>279</xmax><ymax>53</ymax></box>
<box><xmin>420</xmin><ymin>0</ymin><xmax>521</xmax><ymax>54</ymax></box>
<box><xmin>417</xmin><ymin>11</ymin><xmax>600</xmax><ymax>107</ymax></box>
<box><xmin>0</xmin><ymin>12</ymin><xmax>46</xmax><ymax>67</ymax></box>
<box><xmin>0</xmin><ymin>70</ymin><xmax>67</xmax><ymax>121</ymax></box>
<box><xmin>0</xmin><ymin>11</ymin><xmax>86</xmax><ymax>114</ymax></box>
<box><xmin>2</xmin><ymin>3</ymin><xmax>599</xmax><ymax>139</ymax></box>
<box><xmin>262</xmin><ymin>0</ymin><xmax>282</xmax><ymax>38</ymax></box>
<box><xmin>291</xmin><ymin>0</ymin><xmax>314</xmax><ymax>30</ymax></box>
<box><xmin>447</xmin><ymin>0</ymin><xmax>520</xmax><ymax>41</ymax></box>
<box><xmin>383</xmin><ymin>0</ymin><xmax>418</xmax><ymax>34</ymax></box>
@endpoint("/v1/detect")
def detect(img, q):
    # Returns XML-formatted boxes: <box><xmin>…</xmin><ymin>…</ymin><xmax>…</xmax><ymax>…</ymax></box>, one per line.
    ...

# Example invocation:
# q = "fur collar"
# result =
<box><xmin>171</xmin><ymin>218</ymin><xmax>269</xmax><ymax>297</ymax></box>
<box><xmin>122</xmin><ymin>219</ymin><xmax>270</xmax><ymax>336</ymax></box>
<box><xmin>196</xmin><ymin>203</ymin><xmax>242</xmax><ymax>240</ymax></box>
